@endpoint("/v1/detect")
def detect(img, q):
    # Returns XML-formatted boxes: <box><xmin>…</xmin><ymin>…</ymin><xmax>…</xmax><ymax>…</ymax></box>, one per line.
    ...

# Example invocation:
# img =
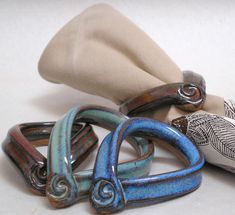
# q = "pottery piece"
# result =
<box><xmin>90</xmin><ymin>118</ymin><xmax>205</xmax><ymax>213</ymax></box>
<box><xmin>46</xmin><ymin>105</ymin><xmax>155</xmax><ymax>208</ymax></box>
<box><xmin>2</xmin><ymin>122</ymin><xmax>98</xmax><ymax>195</ymax></box>
<box><xmin>120</xmin><ymin>71</ymin><xmax>206</xmax><ymax>116</ymax></box>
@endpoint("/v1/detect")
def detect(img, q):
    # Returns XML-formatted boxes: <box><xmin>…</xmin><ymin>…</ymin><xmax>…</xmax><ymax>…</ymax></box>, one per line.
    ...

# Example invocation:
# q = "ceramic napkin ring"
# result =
<box><xmin>120</xmin><ymin>71</ymin><xmax>206</xmax><ymax>116</ymax></box>
<box><xmin>90</xmin><ymin>117</ymin><xmax>205</xmax><ymax>213</ymax></box>
<box><xmin>2</xmin><ymin>122</ymin><xmax>98</xmax><ymax>195</ymax></box>
<box><xmin>46</xmin><ymin>105</ymin><xmax>154</xmax><ymax>208</ymax></box>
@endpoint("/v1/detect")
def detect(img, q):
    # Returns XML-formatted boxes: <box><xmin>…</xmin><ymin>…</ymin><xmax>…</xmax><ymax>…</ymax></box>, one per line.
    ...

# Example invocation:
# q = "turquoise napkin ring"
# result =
<box><xmin>46</xmin><ymin>105</ymin><xmax>154</xmax><ymax>208</ymax></box>
<box><xmin>90</xmin><ymin>117</ymin><xmax>205</xmax><ymax>213</ymax></box>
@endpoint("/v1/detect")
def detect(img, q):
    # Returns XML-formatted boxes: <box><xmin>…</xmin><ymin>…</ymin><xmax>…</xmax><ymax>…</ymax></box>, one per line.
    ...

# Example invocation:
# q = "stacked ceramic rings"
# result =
<box><xmin>2</xmin><ymin>103</ymin><xmax>205</xmax><ymax>213</ymax></box>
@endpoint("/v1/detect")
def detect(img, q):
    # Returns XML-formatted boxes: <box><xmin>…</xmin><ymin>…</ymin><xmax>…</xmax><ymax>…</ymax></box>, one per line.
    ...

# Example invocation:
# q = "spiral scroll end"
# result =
<box><xmin>46</xmin><ymin>174</ymin><xmax>78</xmax><ymax>208</ymax></box>
<box><xmin>179</xmin><ymin>71</ymin><xmax>206</xmax><ymax>112</ymax></box>
<box><xmin>90</xmin><ymin>179</ymin><xmax>125</xmax><ymax>213</ymax></box>
<box><xmin>29</xmin><ymin>164</ymin><xmax>47</xmax><ymax>195</ymax></box>
<box><xmin>177</xmin><ymin>83</ymin><xmax>206</xmax><ymax>112</ymax></box>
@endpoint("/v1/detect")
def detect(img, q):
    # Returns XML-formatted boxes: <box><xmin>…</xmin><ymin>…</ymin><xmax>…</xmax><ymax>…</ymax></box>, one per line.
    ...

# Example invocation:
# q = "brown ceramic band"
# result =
<box><xmin>2</xmin><ymin>122</ymin><xmax>98</xmax><ymax>195</ymax></box>
<box><xmin>119</xmin><ymin>71</ymin><xmax>206</xmax><ymax>116</ymax></box>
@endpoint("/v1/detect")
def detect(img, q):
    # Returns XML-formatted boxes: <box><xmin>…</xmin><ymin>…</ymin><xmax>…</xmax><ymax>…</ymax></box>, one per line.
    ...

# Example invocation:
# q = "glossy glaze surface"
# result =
<box><xmin>2</xmin><ymin>122</ymin><xmax>98</xmax><ymax>195</ymax></box>
<box><xmin>120</xmin><ymin>71</ymin><xmax>206</xmax><ymax>116</ymax></box>
<box><xmin>46</xmin><ymin>105</ymin><xmax>154</xmax><ymax>208</ymax></box>
<box><xmin>90</xmin><ymin>117</ymin><xmax>205</xmax><ymax>213</ymax></box>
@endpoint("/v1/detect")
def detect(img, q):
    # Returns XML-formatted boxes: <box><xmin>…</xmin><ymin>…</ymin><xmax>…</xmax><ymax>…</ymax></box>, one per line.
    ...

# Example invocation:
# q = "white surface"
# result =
<box><xmin>0</xmin><ymin>1</ymin><xmax>235</xmax><ymax>215</ymax></box>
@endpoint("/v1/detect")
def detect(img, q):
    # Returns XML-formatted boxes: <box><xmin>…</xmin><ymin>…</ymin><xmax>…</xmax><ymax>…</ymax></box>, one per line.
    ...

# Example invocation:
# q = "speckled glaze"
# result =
<box><xmin>46</xmin><ymin>105</ymin><xmax>154</xmax><ymax>208</ymax></box>
<box><xmin>120</xmin><ymin>71</ymin><xmax>206</xmax><ymax>116</ymax></box>
<box><xmin>2</xmin><ymin>122</ymin><xmax>98</xmax><ymax>195</ymax></box>
<box><xmin>90</xmin><ymin>117</ymin><xmax>205</xmax><ymax>213</ymax></box>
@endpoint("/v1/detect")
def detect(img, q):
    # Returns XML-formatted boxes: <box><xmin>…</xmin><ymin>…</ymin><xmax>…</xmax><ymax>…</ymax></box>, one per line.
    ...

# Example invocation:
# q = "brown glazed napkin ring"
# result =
<box><xmin>2</xmin><ymin>122</ymin><xmax>98</xmax><ymax>195</ymax></box>
<box><xmin>119</xmin><ymin>71</ymin><xmax>206</xmax><ymax>116</ymax></box>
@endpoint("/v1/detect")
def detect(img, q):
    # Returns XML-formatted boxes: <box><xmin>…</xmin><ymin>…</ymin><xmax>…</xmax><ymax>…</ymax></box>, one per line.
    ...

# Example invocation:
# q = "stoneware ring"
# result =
<box><xmin>2</xmin><ymin>122</ymin><xmax>98</xmax><ymax>195</ymax></box>
<box><xmin>120</xmin><ymin>71</ymin><xmax>206</xmax><ymax>116</ymax></box>
<box><xmin>46</xmin><ymin>105</ymin><xmax>154</xmax><ymax>208</ymax></box>
<box><xmin>90</xmin><ymin>117</ymin><xmax>205</xmax><ymax>213</ymax></box>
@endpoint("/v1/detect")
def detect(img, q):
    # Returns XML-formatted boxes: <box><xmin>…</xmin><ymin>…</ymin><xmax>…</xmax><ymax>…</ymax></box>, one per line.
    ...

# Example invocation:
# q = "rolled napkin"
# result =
<box><xmin>38</xmin><ymin>4</ymin><xmax>235</xmax><ymax>172</ymax></box>
<box><xmin>172</xmin><ymin>112</ymin><xmax>235</xmax><ymax>173</ymax></box>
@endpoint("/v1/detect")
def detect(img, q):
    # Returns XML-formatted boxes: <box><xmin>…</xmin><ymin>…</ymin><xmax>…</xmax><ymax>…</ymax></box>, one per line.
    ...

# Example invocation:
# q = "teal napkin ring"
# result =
<box><xmin>46</xmin><ymin>105</ymin><xmax>154</xmax><ymax>208</ymax></box>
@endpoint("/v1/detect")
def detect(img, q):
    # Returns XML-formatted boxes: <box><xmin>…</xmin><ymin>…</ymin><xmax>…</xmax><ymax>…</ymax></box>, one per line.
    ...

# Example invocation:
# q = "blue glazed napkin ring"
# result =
<box><xmin>46</xmin><ymin>105</ymin><xmax>154</xmax><ymax>208</ymax></box>
<box><xmin>90</xmin><ymin>117</ymin><xmax>205</xmax><ymax>213</ymax></box>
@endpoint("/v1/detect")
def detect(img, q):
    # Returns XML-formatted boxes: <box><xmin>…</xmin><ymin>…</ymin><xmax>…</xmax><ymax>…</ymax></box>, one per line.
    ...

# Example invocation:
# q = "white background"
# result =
<box><xmin>0</xmin><ymin>1</ymin><xmax>235</xmax><ymax>215</ymax></box>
